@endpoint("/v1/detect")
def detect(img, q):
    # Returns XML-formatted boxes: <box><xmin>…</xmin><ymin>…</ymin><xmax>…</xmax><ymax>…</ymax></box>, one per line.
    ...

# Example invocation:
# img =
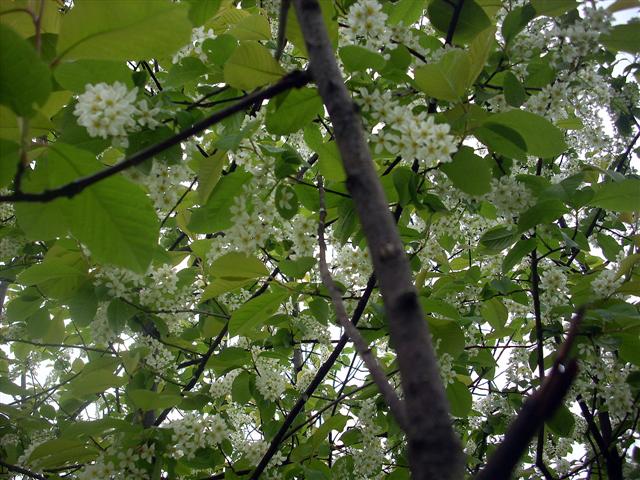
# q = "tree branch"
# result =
<box><xmin>316</xmin><ymin>177</ymin><xmax>407</xmax><ymax>429</ymax></box>
<box><xmin>292</xmin><ymin>1</ymin><xmax>463</xmax><ymax>478</ymax></box>
<box><xmin>249</xmin><ymin>273</ymin><xmax>377</xmax><ymax>479</ymax></box>
<box><xmin>475</xmin><ymin>309</ymin><xmax>585</xmax><ymax>480</ymax></box>
<box><xmin>0</xmin><ymin>460</ymin><xmax>47</xmax><ymax>480</ymax></box>
<box><xmin>0</xmin><ymin>70</ymin><xmax>310</xmax><ymax>204</ymax></box>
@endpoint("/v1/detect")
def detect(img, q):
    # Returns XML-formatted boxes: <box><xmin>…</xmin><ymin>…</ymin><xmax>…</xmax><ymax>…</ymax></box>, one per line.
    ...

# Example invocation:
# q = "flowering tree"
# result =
<box><xmin>0</xmin><ymin>0</ymin><xmax>639</xmax><ymax>479</ymax></box>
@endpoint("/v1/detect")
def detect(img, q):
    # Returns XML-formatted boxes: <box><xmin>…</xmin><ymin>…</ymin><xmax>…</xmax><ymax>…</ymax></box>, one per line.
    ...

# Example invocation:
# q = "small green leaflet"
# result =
<box><xmin>446</xmin><ymin>380</ymin><xmax>472</xmax><ymax>418</ymax></box>
<box><xmin>210</xmin><ymin>252</ymin><xmax>269</xmax><ymax>280</ymax></box>
<box><xmin>0</xmin><ymin>24</ymin><xmax>51</xmax><ymax>117</ymax></box>
<box><xmin>45</xmin><ymin>144</ymin><xmax>159</xmax><ymax>274</ymax></box>
<box><xmin>56</xmin><ymin>0</ymin><xmax>192</xmax><ymax>61</ymax></box>
<box><xmin>228</xmin><ymin>289</ymin><xmax>290</xmax><ymax>337</ymax></box>
<box><xmin>266</xmin><ymin>88</ymin><xmax>324</xmax><ymax>135</ymax></box>
<box><xmin>223</xmin><ymin>41</ymin><xmax>285</xmax><ymax>90</ymax></box>
<box><xmin>590</xmin><ymin>178</ymin><xmax>640</xmax><ymax>212</ymax></box>
<box><xmin>414</xmin><ymin>50</ymin><xmax>471</xmax><ymax>102</ymax></box>
<box><xmin>128</xmin><ymin>389</ymin><xmax>182</xmax><ymax>410</ymax></box>
<box><xmin>479</xmin><ymin>110</ymin><xmax>567</xmax><ymax>158</ymax></box>
<box><xmin>440</xmin><ymin>147</ymin><xmax>492</xmax><ymax>196</ymax></box>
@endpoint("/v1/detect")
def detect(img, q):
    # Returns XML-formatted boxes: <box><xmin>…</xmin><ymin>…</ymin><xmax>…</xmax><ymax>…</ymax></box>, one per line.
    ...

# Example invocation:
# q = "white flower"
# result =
<box><xmin>74</xmin><ymin>82</ymin><xmax>139</xmax><ymax>139</ymax></box>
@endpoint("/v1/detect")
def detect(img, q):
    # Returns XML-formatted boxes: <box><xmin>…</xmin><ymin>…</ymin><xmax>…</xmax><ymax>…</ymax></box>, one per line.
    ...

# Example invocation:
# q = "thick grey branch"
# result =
<box><xmin>292</xmin><ymin>1</ymin><xmax>463</xmax><ymax>478</ymax></box>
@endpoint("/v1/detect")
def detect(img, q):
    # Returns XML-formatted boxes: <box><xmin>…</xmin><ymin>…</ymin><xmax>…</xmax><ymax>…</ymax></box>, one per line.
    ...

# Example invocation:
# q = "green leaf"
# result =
<box><xmin>266</xmin><ymin>88</ymin><xmax>323</xmax><ymax>135</ymax></box>
<box><xmin>518</xmin><ymin>199</ymin><xmax>568</xmax><ymax>232</ymax></box>
<box><xmin>54</xmin><ymin>60</ymin><xmax>134</xmax><ymax>92</ymax></box>
<box><xmin>210</xmin><ymin>252</ymin><xmax>269</xmax><ymax>280</ymax></box>
<box><xmin>279</xmin><ymin>257</ymin><xmax>316</xmax><ymax>279</ymax></box>
<box><xmin>232</xmin><ymin>371</ymin><xmax>253</xmax><ymax>404</ymax></box>
<box><xmin>223</xmin><ymin>41</ymin><xmax>285</xmax><ymax>91</ymax></box>
<box><xmin>474</xmin><ymin>123</ymin><xmax>528</xmax><ymax>160</ymax></box>
<box><xmin>590</xmin><ymin>179</ymin><xmax>640</xmax><ymax>212</ymax></box>
<box><xmin>546</xmin><ymin>404</ymin><xmax>575</xmax><ymax>437</ymax></box>
<box><xmin>206</xmin><ymin>347</ymin><xmax>250</xmax><ymax>375</ymax></box>
<box><xmin>197</xmin><ymin>149</ymin><xmax>227</xmax><ymax>204</ymax></box>
<box><xmin>446</xmin><ymin>380</ymin><xmax>472</xmax><ymax>417</ymax></box>
<box><xmin>0</xmin><ymin>139</ymin><xmax>19</xmax><ymax>187</ymax></box>
<box><xmin>339</xmin><ymin>45</ymin><xmax>386</xmax><ymax>72</ymax></box>
<box><xmin>46</xmin><ymin>144</ymin><xmax>159</xmax><ymax>273</ymax></box>
<box><xmin>56</xmin><ymin>0</ymin><xmax>192</xmax><ymax>61</ymax></box>
<box><xmin>60</xmin><ymin>418</ymin><xmax>134</xmax><ymax>439</ymax></box>
<box><xmin>480</xmin><ymin>225</ymin><xmax>518</xmax><ymax>252</ymax></box>
<box><xmin>228</xmin><ymin>289</ymin><xmax>290</xmax><ymax>337</ymax></box>
<box><xmin>317</xmin><ymin>141</ymin><xmax>345</xmax><ymax>182</ymax></box>
<box><xmin>228</xmin><ymin>14</ymin><xmax>271</xmax><ymax>41</ymax></box>
<box><xmin>429</xmin><ymin>320</ymin><xmax>465</xmax><ymax>357</ymax></box>
<box><xmin>467</xmin><ymin>27</ymin><xmax>495</xmax><ymax>85</ymax></box>
<box><xmin>531</xmin><ymin>0</ymin><xmax>579</xmax><ymax>16</ymax></box>
<box><xmin>427</xmin><ymin>0</ymin><xmax>491</xmax><ymax>44</ymax></box>
<box><xmin>503</xmin><ymin>72</ymin><xmax>526</xmax><ymax>107</ymax></box>
<box><xmin>601</xmin><ymin>23</ymin><xmax>640</xmax><ymax>54</ymax></box>
<box><xmin>502</xmin><ymin>238</ymin><xmax>537</xmax><ymax>273</ymax></box>
<box><xmin>501</xmin><ymin>4</ymin><xmax>536</xmax><ymax>44</ymax></box>
<box><xmin>0</xmin><ymin>24</ymin><xmax>51</xmax><ymax>116</ymax></box>
<box><xmin>480</xmin><ymin>110</ymin><xmax>567</xmax><ymax>158</ymax></box>
<box><xmin>385</xmin><ymin>0</ymin><xmax>426</xmax><ymax>25</ymax></box>
<box><xmin>18</xmin><ymin>258</ymin><xmax>86</xmax><ymax>299</ymax></box>
<box><xmin>440</xmin><ymin>146</ymin><xmax>492</xmax><ymax>196</ymax></box>
<box><xmin>129</xmin><ymin>389</ymin><xmax>182</xmax><ymax>410</ymax></box>
<box><xmin>481</xmin><ymin>298</ymin><xmax>508</xmax><ymax>329</ymax></box>
<box><xmin>185</xmin><ymin>0</ymin><xmax>222</xmax><ymax>26</ymax></box>
<box><xmin>188</xmin><ymin>170</ymin><xmax>252</xmax><ymax>232</ymax></box>
<box><xmin>201</xmin><ymin>277</ymin><xmax>254</xmax><ymax>300</ymax></box>
<box><xmin>165</xmin><ymin>57</ymin><xmax>208</xmax><ymax>88</ymax></box>
<box><xmin>414</xmin><ymin>50</ymin><xmax>471</xmax><ymax>101</ymax></box>
<box><xmin>28</xmin><ymin>439</ymin><xmax>99</xmax><ymax>470</ymax></box>
<box><xmin>70</xmin><ymin>370</ymin><xmax>127</xmax><ymax>397</ymax></box>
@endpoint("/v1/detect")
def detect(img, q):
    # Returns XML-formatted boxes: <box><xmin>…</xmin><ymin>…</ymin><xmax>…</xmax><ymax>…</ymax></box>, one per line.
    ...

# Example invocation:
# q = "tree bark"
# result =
<box><xmin>292</xmin><ymin>1</ymin><xmax>464</xmax><ymax>478</ymax></box>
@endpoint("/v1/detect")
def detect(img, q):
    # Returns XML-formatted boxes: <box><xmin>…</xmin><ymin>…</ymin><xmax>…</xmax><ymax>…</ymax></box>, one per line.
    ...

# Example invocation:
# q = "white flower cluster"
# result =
<box><xmin>77</xmin><ymin>441</ymin><xmax>156</xmax><ymax>480</ymax></box>
<box><xmin>505</xmin><ymin>346</ymin><xmax>533</xmax><ymax>386</ymax></box>
<box><xmin>287</xmin><ymin>214</ymin><xmax>318</xmax><ymax>259</ymax></box>
<box><xmin>90</xmin><ymin>302</ymin><xmax>116</xmax><ymax>345</ymax></box>
<box><xmin>294</xmin><ymin>313</ymin><xmax>330</xmax><ymax>345</ymax></box>
<box><xmin>74</xmin><ymin>83</ymin><xmax>160</xmax><ymax>147</ymax></box>
<box><xmin>539</xmin><ymin>263</ymin><xmax>568</xmax><ymax>314</ymax></box>
<box><xmin>575</xmin><ymin>344</ymin><xmax>635</xmax><ymax>422</ymax></box>
<box><xmin>253</xmin><ymin>348</ymin><xmax>287</xmax><ymax>402</ymax></box>
<box><xmin>344</xmin><ymin>0</ymin><xmax>390</xmax><ymax>50</ymax></box>
<box><xmin>138</xmin><ymin>335</ymin><xmax>174</xmax><ymax>374</ymax></box>
<box><xmin>226</xmin><ymin>182</ymin><xmax>276</xmax><ymax>255</ymax></box>
<box><xmin>0</xmin><ymin>236</ymin><xmax>23</xmax><ymax>262</ymax></box>
<box><xmin>351</xmin><ymin>399</ymin><xmax>384</xmax><ymax>479</ymax></box>
<box><xmin>0</xmin><ymin>433</ymin><xmax>18</xmax><ymax>448</ymax></box>
<box><xmin>209</xmin><ymin>368</ymin><xmax>241</xmax><ymax>399</ymax></box>
<box><xmin>173</xmin><ymin>26</ymin><xmax>216</xmax><ymax>64</ymax></box>
<box><xmin>360</xmin><ymin>89</ymin><xmax>457</xmax><ymax>168</ymax></box>
<box><xmin>333</xmin><ymin>243</ymin><xmax>372</xmax><ymax>288</ymax></box>
<box><xmin>132</xmin><ymin>160</ymin><xmax>193</xmax><ymax>213</ymax></box>
<box><xmin>169</xmin><ymin>413</ymin><xmax>230</xmax><ymax>459</ymax></box>
<box><xmin>96</xmin><ymin>265</ymin><xmax>146</xmax><ymax>301</ymax></box>
<box><xmin>486</xmin><ymin>175</ymin><xmax>536</xmax><ymax>217</ymax></box>
<box><xmin>591</xmin><ymin>268</ymin><xmax>624</xmax><ymax>299</ymax></box>
<box><xmin>438</xmin><ymin>352</ymin><xmax>456</xmax><ymax>385</ymax></box>
<box><xmin>0</xmin><ymin>191</ymin><xmax>14</xmax><ymax>221</ymax></box>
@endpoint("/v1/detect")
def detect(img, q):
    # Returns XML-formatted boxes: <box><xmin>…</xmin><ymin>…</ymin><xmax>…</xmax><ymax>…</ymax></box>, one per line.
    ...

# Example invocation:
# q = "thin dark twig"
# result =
<box><xmin>0</xmin><ymin>70</ymin><xmax>311</xmax><ymax>204</ymax></box>
<box><xmin>316</xmin><ymin>176</ymin><xmax>407</xmax><ymax>429</ymax></box>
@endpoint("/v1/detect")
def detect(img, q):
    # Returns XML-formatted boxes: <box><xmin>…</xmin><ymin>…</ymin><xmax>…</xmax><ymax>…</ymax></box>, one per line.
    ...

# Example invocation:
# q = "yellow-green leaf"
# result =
<box><xmin>223</xmin><ymin>41</ymin><xmax>285</xmax><ymax>90</ymax></box>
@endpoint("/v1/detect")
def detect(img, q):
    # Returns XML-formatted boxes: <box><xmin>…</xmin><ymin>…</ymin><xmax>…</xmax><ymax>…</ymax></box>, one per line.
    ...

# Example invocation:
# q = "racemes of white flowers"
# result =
<box><xmin>74</xmin><ymin>82</ymin><xmax>161</xmax><ymax>147</ymax></box>
<box><xmin>169</xmin><ymin>413</ymin><xmax>230</xmax><ymax>460</ymax></box>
